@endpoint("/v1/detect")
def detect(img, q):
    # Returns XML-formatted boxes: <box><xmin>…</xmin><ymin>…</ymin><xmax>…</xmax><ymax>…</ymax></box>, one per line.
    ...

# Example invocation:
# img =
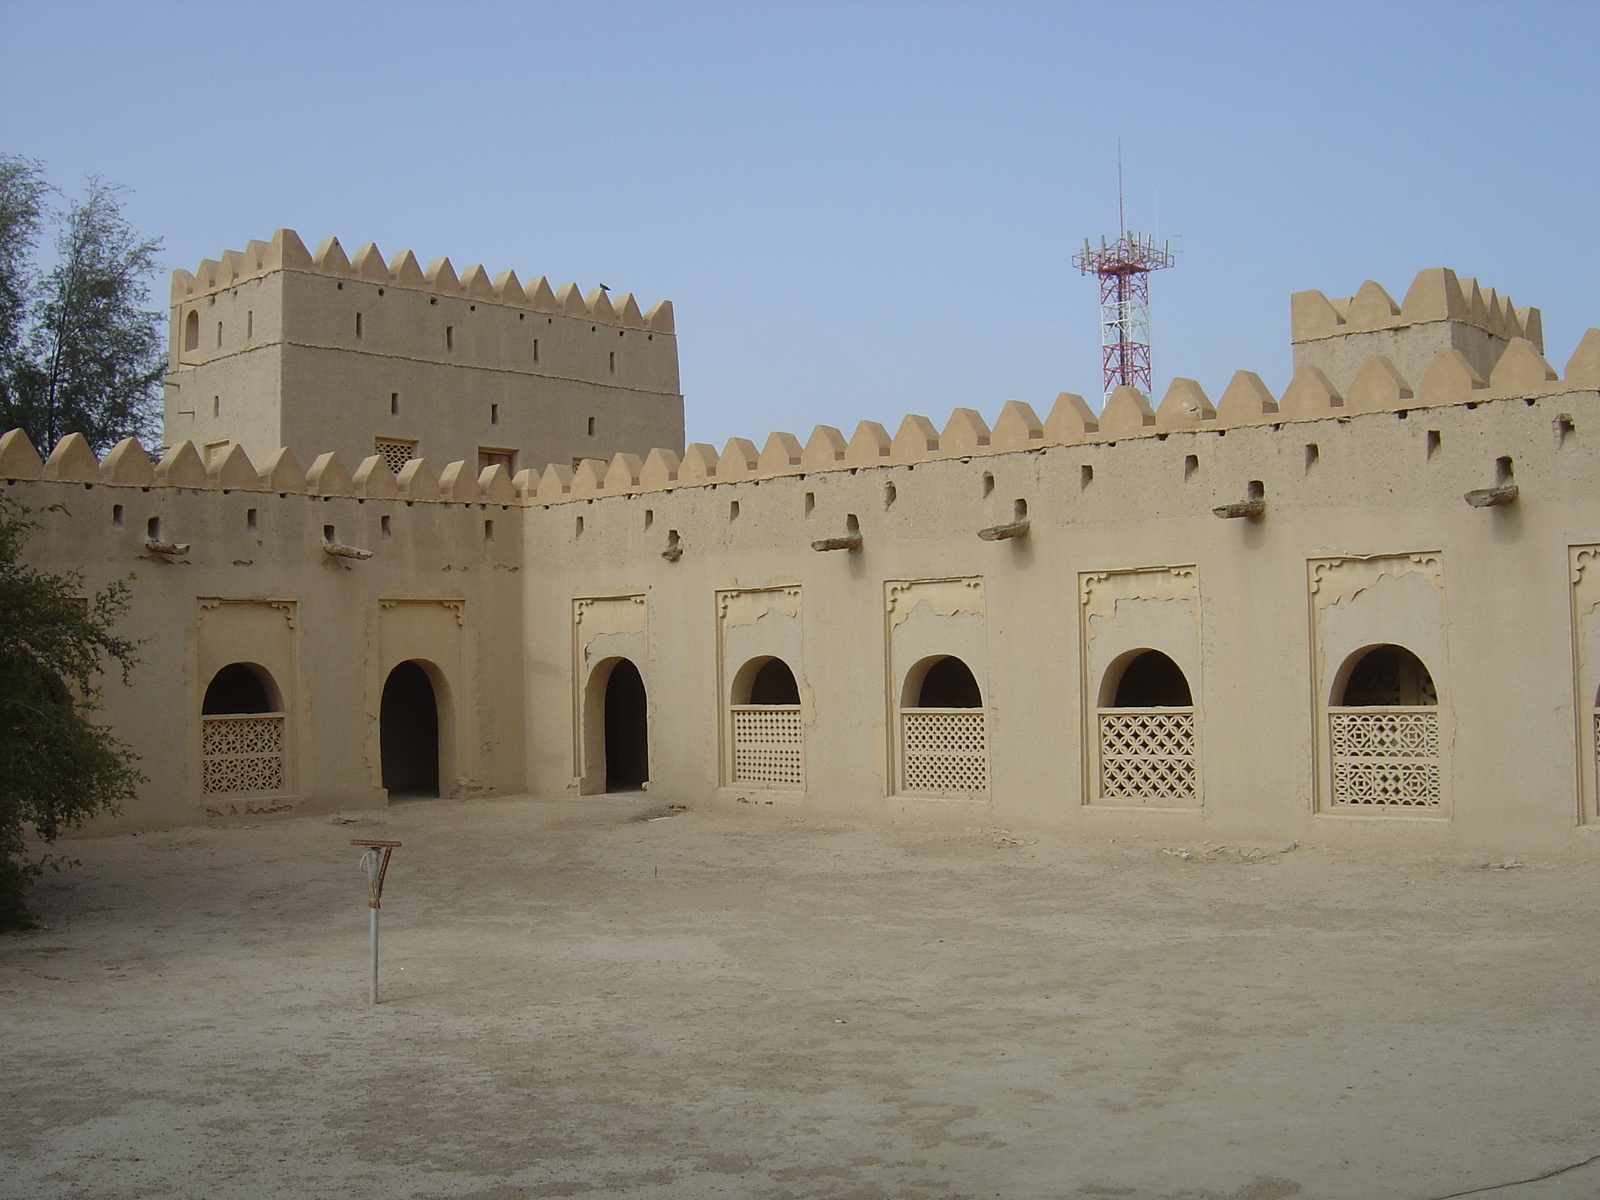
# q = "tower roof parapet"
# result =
<box><xmin>169</xmin><ymin>229</ymin><xmax>674</xmax><ymax>333</ymax></box>
<box><xmin>1292</xmin><ymin>267</ymin><xmax>1540</xmax><ymax>349</ymax></box>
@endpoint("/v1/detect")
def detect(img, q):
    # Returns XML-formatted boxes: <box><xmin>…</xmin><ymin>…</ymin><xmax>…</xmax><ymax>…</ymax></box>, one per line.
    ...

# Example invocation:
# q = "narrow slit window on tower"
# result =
<box><xmin>587</xmin><ymin>416</ymin><xmax>596</xmax><ymax>437</ymax></box>
<box><xmin>391</xmin><ymin>392</ymin><xmax>399</xmax><ymax>415</ymax></box>
<box><xmin>1081</xmin><ymin>464</ymin><xmax>1094</xmax><ymax>488</ymax></box>
<box><xmin>982</xmin><ymin>472</ymin><xmax>994</xmax><ymax>497</ymax></box>
<box><xmin>609</xmin><ymin>350</ymin><xmax>616</xmax><ymax>374</ymax></box>
<box><xmin>1184</xmin><ymin>454</ymin><xmax>1199</xmax><ymax>481</ymax></box>
<box><xmin>1427</xmin><ymin>430</ymin><xmax>1442</xmax><ymax>459</ymax></box>
<box><xmin>532</xmin><ymin>338</ymin><xmax>540</xmax><ymax>364</ymax></box>
<box><xmin>575</xmin><ymin>515</ymin><xmax>585</xmax><ymax>537</ymax></box>
<box><xmin>247</xmin><ymin>311</ymin><xmax>253</xmax><ymax>339</ymax></box>
<box><xmin>644</xmin><ymin>509</ymin><xmax>654</xmax><ymax>529</ymax></box>
<box><xmin>885</xmin><ymin>481</ymin><xmax>897</xmax><ymax>507</ymax></box>
<box><xmin>355</xmin><ymin>312</ymin><xmax>363</xmax><ymax>338</ymax></box>
<box><xmin>484</xmin><ymin>519</ymin><xmax>495</xmax><ymax>541</ymax></box>
<box><xmin>491</xmin><ymin>404</ymin><xmax>499</xmax><ymax>425</ymax></box>
<box><xmin>216</xmin><ymin>321</ymin><xmax>223</xmax><ymax>348</ymax></box>
<box><xmin>381</xmin><ymin>515</ymin><xmax>392</xmax><ymax>539</ymax></box>
<box><xmin>112</xmin><ymin>504</ymin><xmax>123</xmax><ymax>527</ymax></box>
<box><xmin>1304</xmin><ymin>443</ymin><xmax>1319</xmax><ymax>472</ymax></box>
<box><xmin>1555</xmin><ymin>414</ymin><xmax>1576</xmax><ymax>447</ymax></box>
<box><xmin>446</xmin><ymin>326</ymin><xmax>454</xmax><ymax>351</ymax></box>
<box><xmin>246</xmin><ymin>508</ymin><xmax>257</xmax><ymax>531</ymax></box>
<box><xmin>730</xmin><ymin>500</ymin><xmax>741</xmax><ymax>520</ymax></box>
<box><xmin>804</xmin><ymin>491</ymin><xmax>815</xmax><ymax>518</ymax></box>
<box><xmin>212</xmin><ymin>396</ymin><xmax>220</xmax><ymax>418</ymax></box>
<box><xmin>147</xmin><ymin>516</ymin><xmax>160</xmax><ymax>540</ymax></box>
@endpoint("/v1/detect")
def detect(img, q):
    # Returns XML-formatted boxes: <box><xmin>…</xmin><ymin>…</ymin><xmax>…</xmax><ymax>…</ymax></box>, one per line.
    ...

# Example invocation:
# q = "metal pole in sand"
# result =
<box><xmin>351</xmin><ymin>840</ymin><xmax>401</xmax><ymax>1005</ymax></box>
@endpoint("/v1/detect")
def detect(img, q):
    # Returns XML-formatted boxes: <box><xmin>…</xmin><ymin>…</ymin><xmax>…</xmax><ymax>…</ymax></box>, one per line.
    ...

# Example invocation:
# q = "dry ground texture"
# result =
<box><xmin>4</xmin><ymin>796</ymin><xmax>1600</xmax><ymax>1200</ymax></box>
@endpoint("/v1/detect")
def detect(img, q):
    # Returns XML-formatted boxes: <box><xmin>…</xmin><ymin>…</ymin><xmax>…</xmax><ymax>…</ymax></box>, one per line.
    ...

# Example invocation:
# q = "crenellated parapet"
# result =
<box><xmin>524</xmin><ymin>328</ymin><xmax>1600</xmax><ymax>504</ymax></box>
<box><xmin>169</xmin><ymin>228</ymin><xmax>674</xmax><ymax>333</ymax></box>
<box><xmin>0</xmin><ymin>429</ymin><xmax>522</xmax><ymax>506</ymax></box>
<box><xmin>1291</xmin><ymin>267</ymin><xmax>1539</xmax><ymax>347</ymax></box>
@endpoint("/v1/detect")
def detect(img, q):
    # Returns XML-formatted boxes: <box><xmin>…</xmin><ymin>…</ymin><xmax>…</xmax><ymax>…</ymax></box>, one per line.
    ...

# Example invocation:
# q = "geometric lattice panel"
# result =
<box><xmin>902</xmin><ymin>709</ymin><xmax>987</xmax><ymax>794</ymax></box>
<box><xmin>1099</xmin><ymin>710</ymin><xmax>1197</xmax><ymax>802</ymax></box>
<box><xmin>1330</xmin><ymin>709</ymin><xmax>1441</xmax><ymax>808</ymax></box>
<box><xmin>374</xmin><ymin>438</ymin><xmax>418</xmax><ymax>477</ymax></box>
<box><xmin>731</xmin><ymin>706</ymin><xmax>804</xmax><ymax>787</ymax></box>
<box><xmin>201</xmin><ymin>714</ymin><xmax>285</xmax><ymax>795</ymax></box>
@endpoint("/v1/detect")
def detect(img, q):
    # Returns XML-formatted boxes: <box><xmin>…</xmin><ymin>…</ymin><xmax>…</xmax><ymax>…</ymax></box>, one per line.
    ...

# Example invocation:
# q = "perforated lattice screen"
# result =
<box><xmin>202</xmin><ymin>714</ymin><xmax>285</xmax><ymax>795</ymax></box>
<box><xmin>731</xmin><ymin>705</ymin><xmax>804</xmax><ymax>786</ymax></box>
<box><xmin>1099</xmin><ymin>710</ymin><xmax>1197</xmax><ymax>802</ymax></box>
<box><xmin>902</xmin><ymin>709</ymin><xmax>987</xmax><ymax>794</ymax></box>
<box><xmin>374</xmin><ymin>438</ymin><xmax>417</xmax><ymax>477</ymax></box>
<box><xmin>1330</xmin><ymin>709</ymin><xmax>1441</xmax><ymax>808</ymax></box>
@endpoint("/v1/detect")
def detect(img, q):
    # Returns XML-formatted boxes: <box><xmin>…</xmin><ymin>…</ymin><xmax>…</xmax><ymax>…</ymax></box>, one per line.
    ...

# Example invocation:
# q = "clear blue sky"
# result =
<box><xmin>3</xmin><ymin>0</ymin><xmax>1596</xmax><ymax>447</ymax></box>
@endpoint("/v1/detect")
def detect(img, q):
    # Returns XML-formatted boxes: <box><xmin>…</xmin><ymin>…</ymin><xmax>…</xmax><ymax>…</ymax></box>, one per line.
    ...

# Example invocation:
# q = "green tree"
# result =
<box><xmin>0</xmin><ymin>156</ymin><xmax>165</xmax><ymax>454</ymax></box>
<box><xmin>0</xmin><ymin>492</ymin><xmax>142</xmax><ymax>929</ymax></box>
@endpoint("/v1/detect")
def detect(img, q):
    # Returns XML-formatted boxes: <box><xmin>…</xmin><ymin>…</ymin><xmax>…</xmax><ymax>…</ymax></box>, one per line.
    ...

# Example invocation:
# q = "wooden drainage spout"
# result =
<box><xmin>1464</xmin><ymin>484</ymin><xmax>1518</xmax><ymax>508</ymax></box>
<box><xmin>812</xmin><ymin>532</ymin><xmax>863</xmax><ymax>552</ymax></box>
<box><xmin>977</xmin><ymin>519</ymin><xmax>1030</xmax><ymax>541</ymax></box>
<box><xmin>323</xmin><ymin>541</ymin><xmax>373</xmax><ymax>560</ymax></box>
<box><xmin>1212</xmin><ymin>498</ymin><xmax>1265</xmax><ymax>520</ymax></box>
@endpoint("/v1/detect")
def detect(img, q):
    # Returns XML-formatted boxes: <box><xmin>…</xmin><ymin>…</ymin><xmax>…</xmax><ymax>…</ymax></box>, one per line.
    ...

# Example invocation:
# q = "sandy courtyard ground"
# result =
<box><xmin>4</xmin><ymin>795</ymin><xmax>1600</xmax><ymax>1200</ymax></box>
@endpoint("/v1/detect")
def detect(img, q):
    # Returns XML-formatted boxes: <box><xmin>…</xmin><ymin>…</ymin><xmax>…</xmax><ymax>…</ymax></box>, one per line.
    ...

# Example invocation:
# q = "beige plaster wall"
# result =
<box><xmin>521</xmin><ymin>384</ymin><xmax>1600</xmax><ymax>854</ymax></box>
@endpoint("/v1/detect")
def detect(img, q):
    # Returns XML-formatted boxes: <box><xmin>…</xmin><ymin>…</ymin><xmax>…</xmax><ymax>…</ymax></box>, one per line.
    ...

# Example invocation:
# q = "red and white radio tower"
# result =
<box><xmin>1073</xmin><ymin>164</ymin><xmax>1174</xmax><ymax>400</ymax></box>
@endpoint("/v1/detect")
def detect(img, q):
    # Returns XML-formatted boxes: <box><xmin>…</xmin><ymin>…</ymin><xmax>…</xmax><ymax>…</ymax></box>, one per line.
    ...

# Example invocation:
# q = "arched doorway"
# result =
<box><xmin>899</xmin><ymin>655</ymin><xmax>987</xmax><ymax>795</ymax></box>
<box><xmin>729</xmin><ymin>656</ymin><xmax>803</xmax><ymax>788</ymax></box>
<box><xmin>381</xmin><ymin>660</ymin><xmax>439</xmax><ymax>799</ymax></box>
<box><xmin>1329</xmin><ymin>644</ymin><xmax>1441</xmax><ymax>811</ymax></box>
<box><xmin>1097</xmin><ymin>649</ymin><xmax>1197</xmax><ymax>804</ymax></box>
<box><xmin>200</xmin><ymin>662</ymin><xmax>286</xmax><ymax>796</ymax></box>
<box><xmin>604</xmin><ymin>658</ymin><xmax>649</xmax><ymax>792</ymax></box>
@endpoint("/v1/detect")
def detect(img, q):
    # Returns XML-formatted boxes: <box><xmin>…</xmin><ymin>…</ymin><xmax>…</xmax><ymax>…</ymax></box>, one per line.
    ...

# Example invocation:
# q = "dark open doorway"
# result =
<box><xmin>604</xmin><ymin>658</ymin><xmax>649</xmax><ymax>792</ymax></box>
<box><xmin>381</xmin><ymin>660</ymin><xmax>439</xmax><ymax>798</ymax></box>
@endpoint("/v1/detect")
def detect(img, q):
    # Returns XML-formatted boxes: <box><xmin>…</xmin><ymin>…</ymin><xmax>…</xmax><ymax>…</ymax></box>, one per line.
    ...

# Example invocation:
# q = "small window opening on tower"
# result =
<box><xmin>1426</xmin><ymin>429</ymin><xmax>1442</xmax><ymax>459</ymax></box>
<box><xmin>1556</xmin><ymin>414</ymin><xmax>1576</xmax><ymax>447</ymax></box>
<box><xmin>216</xmin><ymin>321</ymin><xmax>223</xmax><ymax>348</ymax></box>
<box><xmin>1014</xmin><ymin>498</ymin><xmax>1028</xmax><ymax>521</ymax></box>
<box><xmin>445</xmin><ymin>326</ymin><xmax>454</xmax><ymax>351</ymax></box>
<box><xmin>381</xmin><ymin>515</ymin><xmax>392</xmax><ymax>539</ymax></box>
<box><xmin>845</xmin><ymin>512</ymin><xmax>860</xmax><ymax>535</ymax></box>
<box><xmin>323</xmin><ymin>524</ymin><xmax>336</xmax><ymax>543</ymax></box>
<box><xmin>1248</xmin><ymin>479</ymin><xmax>1265</xmax><ymax>501</ymax></box>
<box><xmin>1304</xmin><ymin>443</ymin><xmax>1319</xmax><ymax>472</ymax></box>
<box><xmin>587</xmin><ymin>416</ymin><xmax>596</xmax><ymax>436</ymax></box>
<box><xmin>981</xmin><ymin>472</ymin><xmax>994</xmax><ymax>497</ymax></box>
<box><xmin>147</xmin><ymin>516</ymin><xmax>160</xmax><ymax>540</ymax></box>
<box><xmin>484</xmin><ymin>519</ymin><xmax>495</xmax><ymax>541</ymax></box>
<box><xmin>491</xmin><ymin>403</ymin><xmax>500</xmax><ymax>425</ymax></box>
<box><xmin>1496</xmin><ymin>456</ymin><xmax>1514</xmax><ymax>482</ymax></box>
<box><xmin>213</xmin><ymin>396</ymin><xmax>220</xmax><ymax>418</ymax></box>
<box><xmin>246</xmin><ymin>508</ymin><xmax>257</xmax><ymax>531</ymax></box>
<box><xmin>804</xmin><ymin>491</ymin><xmax>815</xmax><ymax>518</ymax></box>
<box><xmin>391</xmin><ymin>392</ymin><xmax>399</xmax><ymax>415</ymax></box>
<box><xmin>885</xmin><ymin>481</ymin><xmax>897</xmax><ymax>507</ymax></box>
<box><xmin>644</xmin><ymin>509</ymin><xmax>654</xmax><ymax>529</ymax></box>
<box><xmin>247</xmin><ymin>311</ymin><xmax>253</xmax><ymax>339</ymax></box>
<box><xmin>1080</xmin><ymin>464</ymin><xmax>1094</xmax><ymax>488</ymax></box>
<box><xmin>608</xmin><ymin>351</ymin><xmax>616</xmax><ymax>374</ymax></box>
<box><xmin>533</xmin><ymin>338</ymin><xmax>540</xmax><ymax>364</ymax></box>
<box><xmin>355</xmin><ymin>312</ymin><xmax>363</xmax><ymax>338</ymax></box>
<box><xmin>729</xmin><ymin>500</ymin><xmax>741</xmax><ymax>520</ymax></box>
<box><xmin>183</xmin><ymin>310</ymin><xmax>199</xmax><ymax>351</ymax></box>
<box><xmin>1184</xmin><ymin>454</ymin><xmax>1198</xmax><ymax>481</ymax></box>
<box><xmin>112</xmin><ymin>504</ymin><xmax>123</xmax><ymax>527</ymax></box>
<box><xmin>575</xmin><ymin>515</ymin><xmax>585</xmax><ymax>537</ymax></box>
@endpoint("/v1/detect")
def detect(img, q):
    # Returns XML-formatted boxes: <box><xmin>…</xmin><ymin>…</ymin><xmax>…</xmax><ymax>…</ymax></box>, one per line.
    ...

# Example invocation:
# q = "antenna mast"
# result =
<box><xmin>1074</xmin><ymin>147</ymin><xmax>1174</xmax><ymax>401</ymax></box>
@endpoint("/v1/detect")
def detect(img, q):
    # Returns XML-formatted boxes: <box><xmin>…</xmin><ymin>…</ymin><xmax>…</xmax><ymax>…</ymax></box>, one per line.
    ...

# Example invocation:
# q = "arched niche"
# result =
<box><xmin>1100</xmin><ymin>649</ymin><xmax>1193</xmax><ymax>709</ymax></box>
<box><xmin>902</xmin><ymin>655</ymin><xmax>983</xmax><ymax>709</ymax></box>
<box><xmin>1333</xmin><ymin>644</ymin><xmax>1438</xmax><ymax>707</ymax></box>
<box><xmin>183</xmin><ymin>308</ymin><xmax>200</xmax><ymax>352</ymax></box>
<box><xmin>583</xmin><ymin>656</ymin><xmax>649</xmax><ymax>793</ymax></box>
<box><xmin>202</xmin><ymin>662</ymin><xmax>283</xmax><ymax>715</ymax></box>
<box><xmin>380</xmin><ymin>659</ymin><xmax>445</xmax><ymax>799</ymax></box>
<box><xmin>731</xmin><ymin>656</ymin><xmax>800</xmax><ymax>706</ymax></box>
